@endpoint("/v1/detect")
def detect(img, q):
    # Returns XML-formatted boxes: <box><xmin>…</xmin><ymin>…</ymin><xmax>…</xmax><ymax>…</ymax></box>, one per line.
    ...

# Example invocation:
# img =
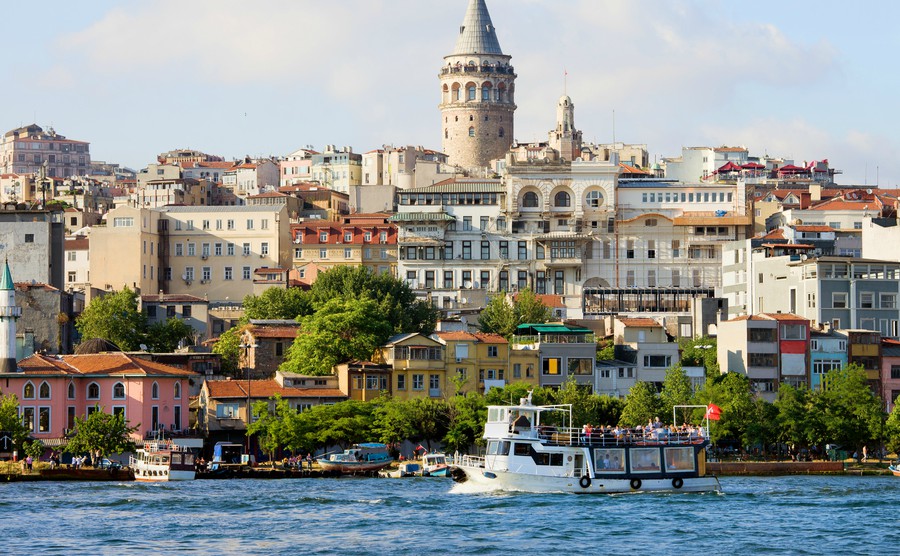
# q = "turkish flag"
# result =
<box><xmin>705</xmin><ymin>403</ymin><xmax>722</xmax><ymax>421</ymax></box>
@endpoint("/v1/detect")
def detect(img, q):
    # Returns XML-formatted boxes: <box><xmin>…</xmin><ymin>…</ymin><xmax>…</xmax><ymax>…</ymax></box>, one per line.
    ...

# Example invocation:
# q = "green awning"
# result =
<box><xmin>516</xmin><ymin>324</ymin><xmax>592</xmax><ymax>334</ymax></box>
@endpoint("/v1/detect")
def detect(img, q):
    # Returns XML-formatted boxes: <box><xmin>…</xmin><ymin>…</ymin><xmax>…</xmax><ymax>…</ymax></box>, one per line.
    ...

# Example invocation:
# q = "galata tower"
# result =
<box><xmin>439</xmin><ymin>0</ymin><xmax>516</xmax><ymax>170</ymax></box>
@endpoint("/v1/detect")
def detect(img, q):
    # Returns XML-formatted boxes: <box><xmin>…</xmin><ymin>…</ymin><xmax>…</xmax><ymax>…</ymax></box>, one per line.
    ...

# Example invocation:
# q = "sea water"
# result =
<box><xmin>1</xmin><ymin>475</ymin><xmax>897</xmax><ymax>555</ymax></box>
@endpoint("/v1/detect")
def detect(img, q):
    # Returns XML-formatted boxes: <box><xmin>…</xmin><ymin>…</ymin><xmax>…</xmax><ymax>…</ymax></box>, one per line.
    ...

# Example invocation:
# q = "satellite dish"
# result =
<box><xmin>139</xmin><ymin>344</ymin><xmax>148</xmax><ymax>351</ymax></box>
<box><xmin>181</xmin><ymin>274</ymin><xmax>187</xmax><ymax>280</ymax></box>
<box><xmin>866</xmin><ymin>188</ymin><xmax>873</xmax><ymax>195</ymax></box>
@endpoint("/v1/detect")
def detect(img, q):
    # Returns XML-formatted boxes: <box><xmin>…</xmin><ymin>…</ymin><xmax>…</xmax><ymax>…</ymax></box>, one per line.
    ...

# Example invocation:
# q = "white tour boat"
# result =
<box><xmin>130</xmin><ymin>440</ymin><xmax>197</xmax><ymax>482</ymax></box>
<box><xmin>450</xmin><ymin>393</ymin><xmax>721</xmax><ymax>494</ymax></box>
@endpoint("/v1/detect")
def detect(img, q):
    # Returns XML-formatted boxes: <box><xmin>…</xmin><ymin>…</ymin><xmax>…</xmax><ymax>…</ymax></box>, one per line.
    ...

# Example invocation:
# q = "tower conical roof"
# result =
<box><xmin>0</xmin><ymin>260</ymin><xmax>12</xmax><ymax>291</ymax></box>
<box><xmin>453</xmin><ymin>0</ymin><xmax>504</xmax><ymax>55</ymax></box>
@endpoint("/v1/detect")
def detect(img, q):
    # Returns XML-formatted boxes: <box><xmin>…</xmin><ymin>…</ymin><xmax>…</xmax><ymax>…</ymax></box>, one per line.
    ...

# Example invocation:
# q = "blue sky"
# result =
<box><xmin>5</xmin><ymin>0</ymin><xmax>897</xmax><ymax>186</ymax></box>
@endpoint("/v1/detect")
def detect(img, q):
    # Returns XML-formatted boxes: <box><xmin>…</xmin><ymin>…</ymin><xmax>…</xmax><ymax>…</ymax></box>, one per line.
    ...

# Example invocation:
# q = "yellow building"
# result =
<box><xmin>434</xmin><ymin>331</ymin><xmax>540</xmax><ymax>394</ymax></box>
<box><xmin>375</xmin><ymin>333</ymin><xmax>446</xmax><ymax>401</ymax></box>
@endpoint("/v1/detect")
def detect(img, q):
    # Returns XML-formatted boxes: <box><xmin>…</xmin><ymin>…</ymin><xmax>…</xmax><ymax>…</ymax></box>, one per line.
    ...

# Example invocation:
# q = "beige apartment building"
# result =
<box><xmin>89</xmin><ymin>205</ymin><xmax>292</xmax><ymax>303</ymax></box>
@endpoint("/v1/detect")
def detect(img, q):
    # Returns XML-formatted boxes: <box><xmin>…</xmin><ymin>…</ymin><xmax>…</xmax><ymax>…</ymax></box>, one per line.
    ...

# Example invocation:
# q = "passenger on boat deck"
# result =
<box><xmin>582</xmin><ymin>423</ymin><xmax>593</xmax><ymax>443</ymax></box>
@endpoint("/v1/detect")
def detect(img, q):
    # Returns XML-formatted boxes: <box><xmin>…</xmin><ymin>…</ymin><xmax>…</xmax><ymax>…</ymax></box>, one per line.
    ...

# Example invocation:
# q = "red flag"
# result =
<box><xmin>415</xmin><ymin>445</ymin><xmax>425</xmax><ymax>452</ymax></box>
<box><xmin>705</xmin><ymin>403</ymin><xmax>722</xmax><ymax>421</ymax></box>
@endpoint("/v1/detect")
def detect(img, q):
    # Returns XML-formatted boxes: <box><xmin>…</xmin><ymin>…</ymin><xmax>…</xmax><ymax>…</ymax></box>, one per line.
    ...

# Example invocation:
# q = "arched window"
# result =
<box><xmin>174</xmin><ymin>382</ymin><xmax>182</xmax><ymax>400</ymax></box>
<box><xmin>445</xmin><ymin>128</ymin><xmax>449</xmax><ymax>139</ymax></box>
<box><xmin>586</xmin><ymin>190</ymin><xmax>604</xmax><ymax>208</ymax></box>
<box><xmin>67</xmin><ymin>382</ymin><xmax>75</xmax><ymax>400</ymax></box>
<box><xmin>481</xmin><ymin>83</ymin><xmax>492</xmax><ymax>101</ymax></box>
<box><xmin>452</xmin><ymin>83</ymin><xmax>461</xmax><ymax>101</ymax></box>
<box><xmin>23</xmin><ymin>381</ymin><xmax>35</xmax><ymax>399</ymax></box>
<box><xmin>151</xmin><ymin>382</ymin><xmax>159</xmax><ymax>400</ymax></box>
<box><xmin>468</xmin><ymin>126</ymin><xmax>475</xmax><ymax>137</ymax></box>
<box><xmin>523</xmin><ymin>191</ymin><xmax>539</xmax><ymax>208</ymax></box>
<box><xmin>499</xmin><ymin>127</ymin><xmax>505</xmax><ymax>138</ymax></box>
<box><xmin>554</xmin><ymin>191</ymin><xmax>571</xmax><ymax>207</ymax></box>
<box><xmin>112</xmin><ymin>382</ymin><xmax>126</xmax><ymax>400</ymax></box>
<box><xmin>39</xmin><ymin>381</ymin><xmax>50</xmax><ymax>399</ymax></box>
<box><xmin>467</xmin><ymin>85</ymin><xmax>476</xmax><ymax>100</ymax></box>
<box><xmin>87</xmin><ymin>382</ymin><xmax>100</xmax><ymax>400</ymax></box>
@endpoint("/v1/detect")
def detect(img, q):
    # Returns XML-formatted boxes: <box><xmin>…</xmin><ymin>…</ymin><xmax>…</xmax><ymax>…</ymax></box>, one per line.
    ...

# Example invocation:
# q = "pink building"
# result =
<box><xmin>881</xmin><ymin>339</ymin><xmax>900</xmax><ymax>412</ymax></box>
<box><xmin>0</xmin><ymin>353</ymin><xmax>199</xmax><ymax>447</ymax></box>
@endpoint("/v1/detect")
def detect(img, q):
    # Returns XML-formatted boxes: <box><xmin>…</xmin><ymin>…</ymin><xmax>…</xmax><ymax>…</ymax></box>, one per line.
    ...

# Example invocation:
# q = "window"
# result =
<box><xmin>523</xmin><ymin>192</ymin><xmax>539</xmax><ymax>207</ymax></box>
<box><xmin>462</xmin><ymin>241</ymin><xmax>472</xmax><ymax>260</ymax></box>
<box><xmin>481</xmin><ymin>241</ymin><xmax>490</xmax><ymax>260</ymax></box>
<box><xmin>518</xmin><ymin>241</ymin><xmax>527</xmax><ymax>260</ymax></box>
<box><xmin>202</xmin><ymin>267</ymin><xmax>211</xmax><ymax>281</ymax></box>
<box><xmin>38</xmin><ymin>381</ymin><xmax>50</xmax><ymax>399</ymax></box>
<box><xmin>554</xmin><ymin>191</ymin><xmax>571</xmax><ymax>207</ymax></box>
<box><xmin>215</xmin><ymin>243</ymin><xmax>223</xmax><ymax>256</ymax></box>
<box><xmin>224</xmin><ymin>267</ymin><xmax>233</xmax><ymax>280</ymax></box>
<box><xmin>814</xmin><ymin>360</ymin><xmax>844</xmax><ymax>375</ymax></box>
<box><xmin>87</xmin><ymin>382</ymin><xmax>100</xmax><ymax>400</ymax></box>
<box><xmin>36</xmin><ymin>407</ymin><xmax>50</xmax><ymax>433</ymax></box>
<box><xmin>881</xmin><ymin>294</ymin><xmax>897</xmax><ymax>309</ymax></box>
<box><xmin>586</xmin><ymin>190</ymin><xmax>603</xmax><ymax>208</ymax></box>
<box><xmin>227</xmin><ymin>219</ymin><xmax>235</xmax><ymax>230</ymax></box>
<box><xmin>112</xmin><ymin>382</ymin><xmax>125</xmax><ymax>399</ymax></box>
<box><xmin>344</xmin><ymin>248</ymin><xmax>352</xmax><ymax>259</ymax></box>
<box><xmin>748</xmin><ymin>353</ymin><xmax>777</xmax><ymax>367</ymax></box>
<box><xmin>22</xmin><ymin>407</ymin><xmax>34</xmax><ymax>432</ymax></box>
<box><xmin>243</xmin><ymin>267</ymin><xmax>252</xmax><ymax>280</ymax></box>
<box><xmin>261</xmin><ymin>242</ymin><xmax>269</xmax><ymax>256</ymax></box>
<box><xmin>499</xmin><ymin>241</ymin><xmax>508</xmax><ymax>259</ymax></box>
<box><xmin>174</xmin><ymin>382</ymin><xmax>181</xmax><ymax>400</ymax></box>
<box><xmin>67</xmin><ymin>383</ymin><xmax>75</xmax><ymax>400</ymax></box>
<box><xmin>216</xmin><ymin>403</ymin><xmax>239</xmax><ymax>418</ymax></box>
<box><xmin>832</xmin><ymin>292</ymin><xmax>848</xmax><ymax>309</ymax></box>
<box><xmin>246</xmin><ymin>219</ymin><xmax>254</xmax><ymax>230</ymax></box>
<box><xmin>568</xmin><ymin>358</ymin><xmax>593</xmax><ymax>375</ymax></box>
<box><xmin>487</xmin><ymin>346</ymin><xmax>498</xmax><ymax>358</ymax></box>
<box><xmin>643</xmin><ymin>355</ymin><xmax>672</xmax><ymax>368</ymax></box>
<box><xmin>781</xmin><ymin>324</ymin><xmax>806</xmax><ymax>340</ymax></box>
<box><xmin>412</xmin><ymin>374</ymin><xmax>424</xmax><ymax>390</ymax></box>
<box><xmin>397</xmin><ymin>375</ymin><xmax>406</xmax><ymax>390</ymax></box>
<box><xmin>468</xmin><ymin>126</ymin><xmax>475</xmax><ymax>137</ymax></box>
<box><xmin>513</xmin><ymin>363</ymin><xmax>521</xmax><ymax>378</ymax></box>
<box><xmin>151</xmin><ymin>382</ymin><xmax>159</xmax><ymax>400</ymax></box>
<box><xmin>542</xmin><ymin>357</ymin><xmax>561</xmax><ymax>375</ymax></box>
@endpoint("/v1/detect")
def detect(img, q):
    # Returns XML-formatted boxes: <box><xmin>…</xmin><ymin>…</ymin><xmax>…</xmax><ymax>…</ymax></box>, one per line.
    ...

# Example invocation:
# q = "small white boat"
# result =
<box><xmin>450</xmin><ymin>392</ymin><xmax>721</xmax><ymax>494</ymax></box>
<box><xmin>889</xmin><ymin>463</ymin><xmax>900</xmax><ymax>477</ymax></box>
<box><xmin>318</xmin><ymin>443</ymin><xmax>393</xmax><ymax>474</ymax></box>
<box><xmin>422</xmin><ymin>452</ymin><xmax>450</xmax><ymax>477</ymax></box>
<box><xmin>130</xmin><ymin>440</ymin><xmax>196</xmax><ymax>482</ymax></box>
<box><xmin>385</xmin><ymin>461</ymin><xmax>423</xmax><ymax>478</ymax></box>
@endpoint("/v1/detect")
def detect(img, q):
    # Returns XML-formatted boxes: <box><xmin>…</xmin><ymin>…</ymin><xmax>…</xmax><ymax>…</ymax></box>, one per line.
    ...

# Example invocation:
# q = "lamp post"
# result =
<box><xmin>239</xmin><ymin>340</ymin><xmax>258</xmax><ymax>457</ymax></box>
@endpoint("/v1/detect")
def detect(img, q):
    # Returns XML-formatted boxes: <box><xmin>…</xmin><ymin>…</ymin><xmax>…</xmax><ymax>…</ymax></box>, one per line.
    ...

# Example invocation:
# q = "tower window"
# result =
<box><xmin>554</xmin><ymin>191</ymin><xmax>571</xmax><ymax>207</ymax></box>
<box><xmin>523</xmin><ymin>191</ymin><xmax>539</xmax><ymax>207</ymax></box>
<box><xmin>455</xmin><ymin>116</ymin><xmax>458</xmax><ymax>122</ymax></box>
<box><xmin>469</xmin><ymin>115</ymin><xmax>474</xmax><ymax>121</ymax></box>
<box><xmin>484</xmin><ymin>116</ymin><xmax>489</xmax><ymax>121</ymax></box>
<box><xmin>468</xmin><ymin>85</ymin><xmax>476</xmax><ymax>100</ymax></box>
<box><xmin>499</xmin><ymin>127</ymin><xmax>505</xmax><ymax>138</ymax></box>
<box><xmin>468</xmin><ymin>126</ymin><xmax>475</xmax><ymax>137</ymax></box>
<box><xmin>445</xmin><ymin>129</ymin><xmax>449</xmax><ymax>139</ymax></box>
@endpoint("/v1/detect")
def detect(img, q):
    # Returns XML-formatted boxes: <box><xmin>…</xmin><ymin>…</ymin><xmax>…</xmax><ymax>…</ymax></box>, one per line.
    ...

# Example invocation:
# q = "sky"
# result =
<box><xmin>5</xmin><ymin>0</ymin><xmax>899</xmax><ymax>186</ymax></box>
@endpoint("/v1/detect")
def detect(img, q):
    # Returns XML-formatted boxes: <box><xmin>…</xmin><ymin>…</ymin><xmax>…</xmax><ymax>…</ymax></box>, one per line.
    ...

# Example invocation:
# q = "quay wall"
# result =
<box><xmin>708</xmin><ymin>461</ymin><xmax>844</xmax><ymax>475</ymax></box>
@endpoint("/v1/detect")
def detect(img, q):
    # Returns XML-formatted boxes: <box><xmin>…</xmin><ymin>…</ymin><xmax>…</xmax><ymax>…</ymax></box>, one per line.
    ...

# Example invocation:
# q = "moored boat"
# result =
<box><xmin>450</xmin><ymin>392</ymin><xmax>721</xmax><ymax>494</ymax></box>
<box><xmin>318</xmin><ymin>443</ymin><xmax>393</xmax><ymax>474</ymax></box>
<box><xmin>422</xmin><ymin>452</ymin><xmax>450</xmax><ymax>477</ymax></box>
<box><xmin>130</xmin><ymin>440</ymin><xmax>197</xmax><ymax>482</ymax></box>
<box><xmin>889</xmin><ymin>463</ymin><xmax>900</xmax><ymax>477</ymax></box>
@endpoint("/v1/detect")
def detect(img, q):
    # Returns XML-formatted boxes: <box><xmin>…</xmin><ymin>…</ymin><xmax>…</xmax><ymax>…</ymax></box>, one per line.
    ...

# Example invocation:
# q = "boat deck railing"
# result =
<box><xmin>537</xmin><ymin>427</ymin><xmax>706</xmax><ymax>448</ymax></box>
<box><xmin>454</xmin><ymin>454</ymin><xmax>485</xmax><ymax>468</ymax></box>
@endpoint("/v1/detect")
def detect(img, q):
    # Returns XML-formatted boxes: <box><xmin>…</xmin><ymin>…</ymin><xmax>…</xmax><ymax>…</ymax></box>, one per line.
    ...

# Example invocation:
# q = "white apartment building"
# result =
<box><xmin>64</xmin><ymin>236</ymin><xmax>91</xmax><ymax>292</ymax></box>
<box><xmin>222</xmin><ymin>160</ymin><xmax>280</xmax><ymax>202</ymax></box>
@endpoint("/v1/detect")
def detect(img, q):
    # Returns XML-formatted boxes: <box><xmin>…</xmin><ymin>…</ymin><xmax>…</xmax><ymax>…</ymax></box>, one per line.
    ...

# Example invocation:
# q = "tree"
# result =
<box><xmin>0</xmin><ymin>393</ymin><xmax>30</xmax><ymax>455</ymax></box>
<box><xmin>373</xmin><ymin>397</ymin><xmax>416</xmax><ymax>447</ymax></box>
<box><xmin>307</xmin><ymin>266</ymin><xmax>438</xmax><ymax>335</ymax></box>
<box><xmin>243</xmin><ymin>287</ymin><xmax>312</xmax><ymax>320</ymax></box>
<box><xmin>248</xmin><ymin>395</ymin><xmax>293</xmax><ymax>463</ymax></box>
<box><xmin>75</xmin><ymin>287</ymin><xmax>147</xmax><ymax>351</ymax></box>
<box><xmin>280</xmin><ymin>297</ymin><xmax>392</xmax><ymax>376</ymax></box>
<box><xmin>774</xmin><ymin>384</ymin><xmax>815</xmax><ymax>450</ymax></box>
<box><xmin>406</xmin><ymin>398</ymin><xmax>449</xmax><ymax>450</ymax></box>
<box><xmin>478</xmin><ymin>289</ymin><xmax>553</xmax><ymax>338</ymax></box>
<box><xmin>211</xmin><ymin>324</ymin><xmax>245</xmax><ymax>376</ymax></box>
<box><xmin>23</xmin><ymin>439</ymin><xmax>44</xmax><ymax>461</ymax></box>
<box><xmin>815</xmin><ymin>364</ymin><xmax>882</xmax><ymax>453</ymax></box>
<box><xmin>619</xmin><ymin>382</ymin><xmax>661</xmax><ymax>427</ymax></box>
<box><xmin>886</xmin><ymin>403</ymin><xmax>900</xmax><ymax>455</ymax></box>
<box><xmin>477</xmin><ymin>295</ymin><xmax>516</xmax><ymax>338</ymax></box>
<box><xmin>66</xmin><ymin>406</ymin><xmax>138</xmax><ymax>462</ymax></box>
<box><xmin>146</xmin><ymin>318</ymin><xmax>195</xmax><ymax>352</ymax></box>
<box><xmin>660</xmin><ymin>364</ymin><xmax>694</xmax><ymax>425</ymax></box>
<box><xmin>444</xmin><ymin>392</ymin><xmax>487</xmax><ymax>452</ymax></box>
<box><xmin>680</xmin><ymin>337</ymin><xmax>719</xmax><ymax>378</ymax></box>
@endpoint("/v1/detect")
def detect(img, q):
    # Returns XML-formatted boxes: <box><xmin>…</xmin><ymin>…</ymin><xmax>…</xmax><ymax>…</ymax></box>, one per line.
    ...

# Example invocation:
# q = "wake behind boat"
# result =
<box><xmin>318</xmin><ymin>443</ymin><xmax>393</xmax><ymax>474</ymax></box>
<box><xmin>450</xmin><ymin>392</ymin><xmax>721</xmax><ymax>494</ymax></box>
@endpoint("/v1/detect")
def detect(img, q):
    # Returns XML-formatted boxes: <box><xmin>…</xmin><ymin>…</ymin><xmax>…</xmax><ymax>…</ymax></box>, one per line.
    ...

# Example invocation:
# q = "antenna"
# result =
<box><xmin>612</xmin><ymin>109</ymin><xmax>616</xmax><ymax>145</ymax></box>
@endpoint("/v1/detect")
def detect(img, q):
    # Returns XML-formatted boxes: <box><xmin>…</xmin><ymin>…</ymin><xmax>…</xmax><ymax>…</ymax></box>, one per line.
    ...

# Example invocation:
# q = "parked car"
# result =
<box><xmin>98</xmin><ymin>458</ymin><xmax>121</xmax><ymax>470</ymax></box>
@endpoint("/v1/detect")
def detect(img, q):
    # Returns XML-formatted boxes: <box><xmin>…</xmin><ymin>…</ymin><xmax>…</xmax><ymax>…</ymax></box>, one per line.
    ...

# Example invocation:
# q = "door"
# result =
<box><xmin>574</xmin><ymin>453</ymin><xmax>585</xmax><ymax>477</ymax></box>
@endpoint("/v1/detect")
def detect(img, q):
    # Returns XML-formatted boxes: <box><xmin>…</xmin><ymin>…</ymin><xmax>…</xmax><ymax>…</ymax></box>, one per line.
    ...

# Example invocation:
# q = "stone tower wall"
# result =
<box><xmin>440</xmin><ymin>54</ymin><xmax>516</xmax><ymax>170</ymax></box>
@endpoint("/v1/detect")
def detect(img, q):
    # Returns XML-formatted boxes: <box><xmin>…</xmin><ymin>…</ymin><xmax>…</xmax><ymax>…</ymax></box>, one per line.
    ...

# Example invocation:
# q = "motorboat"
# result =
<box><xmin>450</xmin><ymin>392</ymin><xmax>721</xmax><ymax>494</ymax></box>
<box><xmin>131</xmin><ymin>440</ymin><xmax>196</xmax><ymax>482</ymax></box>
<box><xmin>318</xmin><ymin>443</ymin><xmax>392</xmax><ymax>474</ymax></box>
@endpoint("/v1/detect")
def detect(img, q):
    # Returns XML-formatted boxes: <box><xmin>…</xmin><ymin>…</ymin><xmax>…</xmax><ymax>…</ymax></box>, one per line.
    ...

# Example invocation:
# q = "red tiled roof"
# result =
<box><xmin>472</xmin><ymin>332</ymin><xmax>508</xmax><ymax>344</ymax></box>
<box><xmin>249</xmin><ymin>326</ymin><xmax>300</xmax><ymax>339</ymax></box>
<box><xmin>434</xmin><ymin>331</ymin><xmax>478</xmax><ymax>342</ymax></box>
<box><xmin>14</xmin><ymin>282</ymin><xmax>58</xmax><ymax>292</ymax></box>
<box><xmin>16</xmin><ymin>353</ymin><xmax>199</xmax><ymax>377</ymax></box>
<box><xmin>65</xmin><ymin>237</ymin><xmax>89</xmax><ymax>250</ymax></box>
<box><xmin>761</xmin><ymin>243</ymin><xmax>814</xmax><ymax>249</ymax></box>
<box><xmin>760</xmin><ymin>229</ymin><xmax>786</xmax><ymax>240</ymax></box>
<box><xmin>617</xmin><ymin>317</ymin><xmax>661</xmax><ymax>328</ymax></box>
<box><xmin>762</xmin><ymin>313</ymin><xmax>808</xmax><ymax>322</ymax></box>
<box><xmin>206</xmin><ymin>379</ymin><xmax>345</xmax><ymax>399</ymax></box>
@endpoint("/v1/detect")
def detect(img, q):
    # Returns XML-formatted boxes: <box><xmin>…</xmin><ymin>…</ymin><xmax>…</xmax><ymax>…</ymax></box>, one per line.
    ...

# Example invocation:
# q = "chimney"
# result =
<box><xmin>799</xmin><ymin>192</ymin><xmax>811</xmax><ymax>210</ymax></box>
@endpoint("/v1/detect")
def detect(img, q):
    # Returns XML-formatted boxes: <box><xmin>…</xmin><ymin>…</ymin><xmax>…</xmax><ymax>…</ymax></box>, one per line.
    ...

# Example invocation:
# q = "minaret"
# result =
<box><xmin>0</xmin><ymin>260</ymin><xmax>20</xmax><ymax>372</ymax></box>
<box><xmin>439</xmin><ymin>0</ymin><xmax>516</xmax><ymax>170</ymax></box>
<box><xmin>549</xmin><ymin>95</ymin><xmax>582</xmax><ymax>161</ymax></box>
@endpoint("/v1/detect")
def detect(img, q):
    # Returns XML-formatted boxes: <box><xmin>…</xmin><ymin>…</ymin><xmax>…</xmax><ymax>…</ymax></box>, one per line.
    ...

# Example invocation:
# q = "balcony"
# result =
<box><xmin>512</xmin><ymin>333</ymin><xmax>596</xmax><ymax>347</ymax></box>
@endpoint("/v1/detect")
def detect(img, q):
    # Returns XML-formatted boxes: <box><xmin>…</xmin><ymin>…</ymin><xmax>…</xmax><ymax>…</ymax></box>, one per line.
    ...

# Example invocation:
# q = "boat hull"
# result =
<box><xmin>318</xmin><ymin>461</ymin><xmax>392</xmax><ymax>474</ymax></box>
<box><xmin>133</xmin><ymin>468</ymin><xmax>196</xmax><ymax>482</ymax></box>
<box><xmin>451</xmin><ymin>465</ymin><xmax>721</xmax><ymax>494</ymax></box>
<box><xmin>889</xmin><ymin>465</ymin><xmax>900</xmax><ymax>477</ymax></box>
